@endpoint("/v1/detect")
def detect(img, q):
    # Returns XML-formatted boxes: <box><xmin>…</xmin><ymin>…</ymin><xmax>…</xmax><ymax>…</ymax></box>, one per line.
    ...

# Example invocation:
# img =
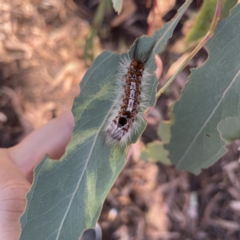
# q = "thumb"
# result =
<box><xmin>7</xmin><ymin>110</ymin><xmax>74</xmax><ymax>181</ymax></box>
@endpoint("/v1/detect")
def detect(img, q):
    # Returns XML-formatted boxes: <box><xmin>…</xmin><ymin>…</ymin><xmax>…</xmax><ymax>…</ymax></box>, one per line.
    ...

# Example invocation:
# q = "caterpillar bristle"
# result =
<box><xmin>105</xmin><ymin>40</ymin><xmax>154</xmax><ymax>147</ymax></box>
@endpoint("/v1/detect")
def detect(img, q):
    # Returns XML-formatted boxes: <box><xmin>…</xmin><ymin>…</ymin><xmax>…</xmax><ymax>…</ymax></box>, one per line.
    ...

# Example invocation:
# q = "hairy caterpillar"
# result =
<box><xmin>105</xmin><ymin>39</ymin><xmax>154</xmax><ymax>147</ymax></box>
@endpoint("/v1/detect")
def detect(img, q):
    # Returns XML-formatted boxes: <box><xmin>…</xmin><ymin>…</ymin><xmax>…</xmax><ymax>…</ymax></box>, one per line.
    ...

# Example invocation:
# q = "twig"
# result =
<box><xmin>156</xmin><ymin>0</ymin><xmax>223</xmax><ymax>99</ymax></box>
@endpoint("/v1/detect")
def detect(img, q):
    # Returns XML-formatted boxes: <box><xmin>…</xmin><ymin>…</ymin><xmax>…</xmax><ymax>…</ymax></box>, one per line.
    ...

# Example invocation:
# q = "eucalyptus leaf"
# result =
<box><xmin>140</xmin><ymin>121</ymin><xmax>171</xmax><ymax>165</ymax></box>
<box><xmin>218</xmin><ymin>117</ymin><xmax>240</xmax><ymax>144</ymax></box>
<box><xmin>166</xmin><ymin>3</ymin><xmax>240</xmax><ymax>174</ymax></box>
<box><xmin>112</xmin><ymin>0</ymin><xmax>123</xmax><ymax>14</ymax></box>
<box><xmin>186</xmin><ymin>0</ymin><xmax>237</xmax><ymax>42</ymax></box>
<box><xmin>19</xmin><ymin>1</ymin><xmax>191</xmax><ymax>239</ymax></box>
<box><xmin>158</xmin><ymin>121</ymin><xmax>171</xmax><ymax>144</ymax></box>
<box><xmin>140</xmin><ymin>141</ymin><xmax>171</xmax><ymax>165</ymax></box>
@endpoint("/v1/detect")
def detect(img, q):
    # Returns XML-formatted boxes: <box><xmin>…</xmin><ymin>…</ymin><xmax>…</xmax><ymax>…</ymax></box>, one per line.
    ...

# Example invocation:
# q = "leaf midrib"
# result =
<box><xmin>55</xmin><ymin>106</ymin><xmax>114</xmax><ymax>240</ymax></box>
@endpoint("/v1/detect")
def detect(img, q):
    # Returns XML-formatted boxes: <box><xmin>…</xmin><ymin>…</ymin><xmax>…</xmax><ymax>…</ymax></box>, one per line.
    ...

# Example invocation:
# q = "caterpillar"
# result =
<box><xmin>105</xmin><ymin>39</ymin><xmax>154</xmax><ymax>147</ymax></box>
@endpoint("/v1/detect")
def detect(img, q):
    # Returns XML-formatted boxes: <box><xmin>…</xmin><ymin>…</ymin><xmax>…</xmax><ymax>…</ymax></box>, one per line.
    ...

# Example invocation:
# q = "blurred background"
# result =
<box><xmin>1</xmin><ymin>0</ymin><xmax>240</xmax><ymax>239</ymax></box>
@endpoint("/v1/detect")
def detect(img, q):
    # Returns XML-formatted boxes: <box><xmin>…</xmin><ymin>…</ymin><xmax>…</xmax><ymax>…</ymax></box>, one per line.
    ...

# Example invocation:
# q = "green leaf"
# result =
<box><xmin>166</xmin><ymin>3</ymin><xmax>240</xmax><ymax>174</ymax></box>
<box><xmin>218</xmin><ymin>117</ymin><xmax>240</xmax><ymax>144</ymax></box>
<box><xmin>19</xmin><ymin>1</ymin><xmax>191</xmax><ymax>239</ymax></box>
<box><xmin>140</xmin><ymin>121</ymin><xmax>171</xmax><ymax>165</ymax></box>
<box><xmin>84</xmin><ymin>0</ymin><xmax>109</xmax><ymax>65</ymax></box>
<box><xmin>158</xmin><ymin>121</ymin><xmax>171</xmax><ymax>144</ymax></box>
<box><xmin>140</xmin><ymin>141</ymin><xmax>171</xmax><ymax>165</ymax></box>
<box><xmin>112</xmin><ymin>0</ymin><xmax>123</xmax><ymax>14</ymax></box>
<box><xmin>186</xmin><ymin>0</ymin><xmax>237</xmax><ymax>42</ymax></box>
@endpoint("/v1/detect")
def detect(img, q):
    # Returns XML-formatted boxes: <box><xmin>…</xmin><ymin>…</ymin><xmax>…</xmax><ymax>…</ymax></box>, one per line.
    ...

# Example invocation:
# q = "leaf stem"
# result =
<box><xmin>156</xmin><ymin>0</ymin><xmax>223</xmax><ymax>99</ymax></box>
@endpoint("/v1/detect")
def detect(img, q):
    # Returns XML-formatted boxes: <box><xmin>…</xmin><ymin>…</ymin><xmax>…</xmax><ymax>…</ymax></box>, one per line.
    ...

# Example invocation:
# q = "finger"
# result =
<box><xmin>155</xmin><ymin>55</ymin><xmax>163</xmax><ymax>79</ymax></box>
<box><xmin>0</xmin><ymin>149</ymin><xmax>30</xmax><ymax>240</ymax></box>
<box><xmin>7</xmin><ymin>110</ymin><xmax>74</xmax><ymax>180</ymax></box>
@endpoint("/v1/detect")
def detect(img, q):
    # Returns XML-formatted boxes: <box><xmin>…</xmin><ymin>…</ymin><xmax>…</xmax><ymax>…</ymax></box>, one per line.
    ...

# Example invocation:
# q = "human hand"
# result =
<box><xmin>0</xmin><ymin>110</ymin><xmax>74</xmax><ymax>240</ymax></box>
